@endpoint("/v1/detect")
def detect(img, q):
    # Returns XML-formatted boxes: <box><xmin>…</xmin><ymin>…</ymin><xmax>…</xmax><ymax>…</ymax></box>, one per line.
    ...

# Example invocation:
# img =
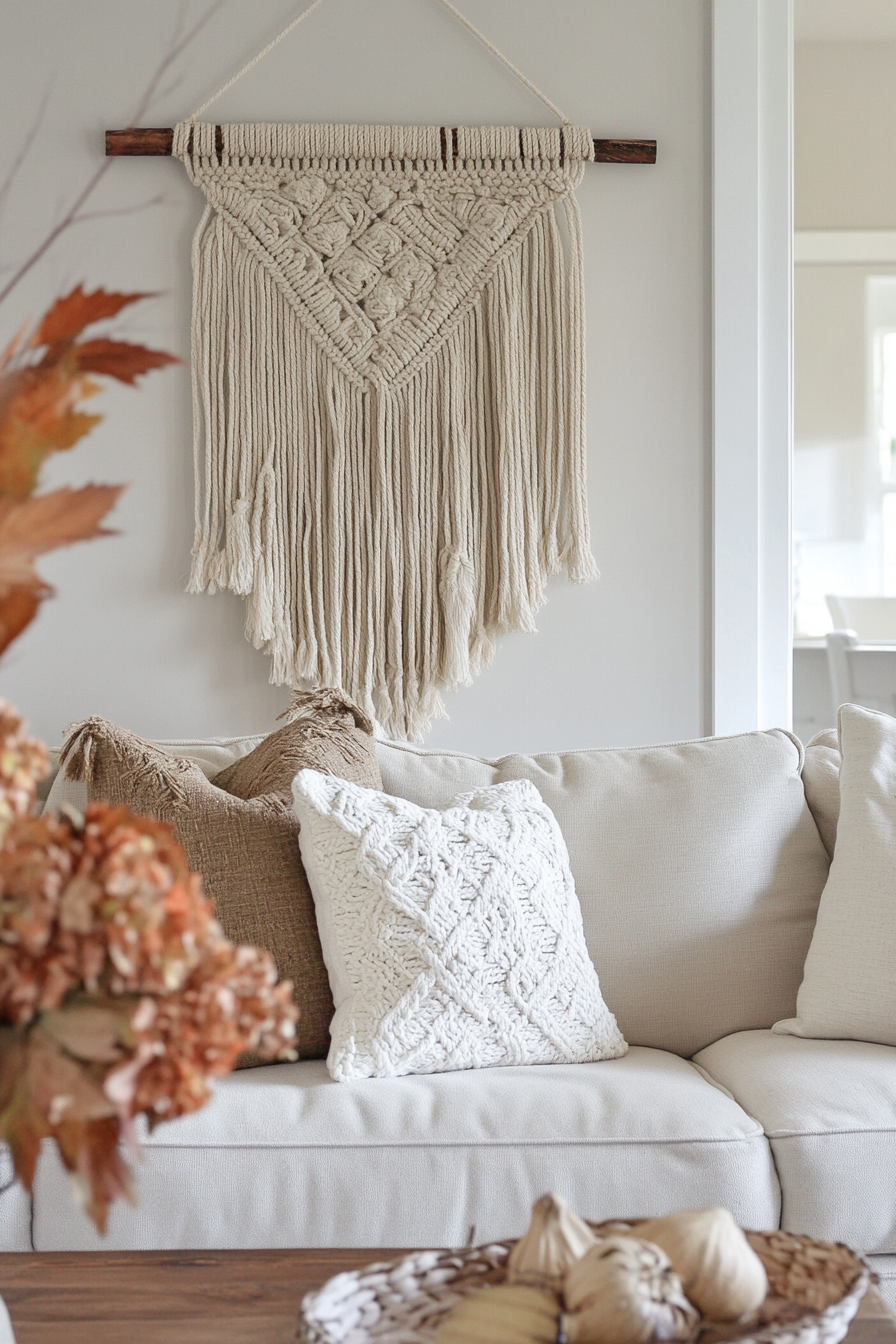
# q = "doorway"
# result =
<box><xmin>792</xmin><ymin>1</ymin><xmax>896</xmax><ymax>741</ymax></box>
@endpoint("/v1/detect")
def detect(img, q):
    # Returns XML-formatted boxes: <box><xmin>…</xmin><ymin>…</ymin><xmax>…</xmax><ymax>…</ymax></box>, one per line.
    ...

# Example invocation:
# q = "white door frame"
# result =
<box><xmin>712</xmin><ymin>0</ymin><xmax>793</xmax><ymax>734</ymax></box>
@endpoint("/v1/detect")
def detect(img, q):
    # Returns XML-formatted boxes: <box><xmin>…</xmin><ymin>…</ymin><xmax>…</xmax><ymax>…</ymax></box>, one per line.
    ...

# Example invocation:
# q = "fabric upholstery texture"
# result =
<box><xmin>292</xmin><ymin>771</ymin><xmax>626</xmax><ymax>1081</ymax></box>
<box><xmin>213</xmin><ymin>691</ymin><xmax>378</xmax><ymax>799</ymax></box>
<box><xmin>775</xmin><ymin>704</ymin><xmax>896</xmax><ymax>1045</ymax></box>
<box><xmin>31</xmin><ymin>1049</ymin><xmax>780</xmax><ymax>1250</ymax></box>
<box><xmin>58</xmin><ymin>694</ymin><xmax>382</xmax><ymax>1061</ymax></box>
<box><xmin>801</xmin><ymin>729</ymin><xmax>840</xmax><ymax>861</ymax></box>
<box><xmin>41</xmin><ymin>732</ymin><xmax>268</xmax><ymax>817</ymax></box>
<box><xmin>376</xmin><ymin>730</ymin><xmax>831</xmax><ymax>1056</ymax></box>
<box><xmin>869</xmin><ymin>1258</ymin><xmax>896</xmax><ymax>1316</ymax></box>
<box><xmin>695</xmin><ymin>1029</ymin><xmax>896</xmax><ymax>1253</ymax></box>
<box><xmin>0</xmin><ymin>1144</ymin><xmax>32</xmax><ymax>1251</ymax></box>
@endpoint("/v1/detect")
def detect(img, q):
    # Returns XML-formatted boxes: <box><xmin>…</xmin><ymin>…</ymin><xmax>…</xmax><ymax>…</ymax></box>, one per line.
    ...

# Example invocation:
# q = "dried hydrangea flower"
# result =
<box><xmin>0</xmin><ymin>701</ymin><xmax>49</xmax><ymax>841</ymax></box>
<box><xmin>0</xmin><ymin>792</ymin><xmax>299</xmax><ymax>1232</ymax></box>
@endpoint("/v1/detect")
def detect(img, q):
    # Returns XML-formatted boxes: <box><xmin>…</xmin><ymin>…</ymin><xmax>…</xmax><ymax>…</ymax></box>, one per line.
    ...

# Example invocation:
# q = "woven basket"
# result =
<box><xmin>297</xmin><ymin>1224</ymin><xmax>870</xmax><ymax>1344</ymax></box>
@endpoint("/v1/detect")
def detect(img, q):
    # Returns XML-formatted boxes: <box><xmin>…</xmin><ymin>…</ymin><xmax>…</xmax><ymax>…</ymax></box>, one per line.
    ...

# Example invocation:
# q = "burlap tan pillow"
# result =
<box><xmin>59</xmin><ymin>692</ymin><xmax>382</xmax><ymax>1063</ymax></box>
<box><xmin>213</xmin><ymin>690</ymin><xmax>379</xmax><ymax>799</ymax></box>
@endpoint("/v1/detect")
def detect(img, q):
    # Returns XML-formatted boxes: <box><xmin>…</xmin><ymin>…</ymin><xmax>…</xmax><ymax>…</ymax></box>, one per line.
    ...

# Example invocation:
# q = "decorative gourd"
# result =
<box><xmin>507</xmin><ymin>1192</ymin><xmax>598</xmax><ymax>1290</ymax></box>
<box><xmin>636</xmin><ymin>1209</ymin><xmax>768</xmax><ymax>1321</ymax></box>
<box><xmin>563</xmin><ymin>1236</ymin><xmax>699</xmax><ymax>1344</ymax></box>
<box><xmin>435</xmin><ymin>1283</ymin><xmax>560</xmax><ymax>1344</ymax></box>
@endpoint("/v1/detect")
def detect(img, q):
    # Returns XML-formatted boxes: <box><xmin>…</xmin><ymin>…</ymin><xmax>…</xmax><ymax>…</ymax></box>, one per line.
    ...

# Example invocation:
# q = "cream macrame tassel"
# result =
<box><xmin>175</xmin><ymin>120</ymin><xmax>597</xmax><ymax>740</ymax></box>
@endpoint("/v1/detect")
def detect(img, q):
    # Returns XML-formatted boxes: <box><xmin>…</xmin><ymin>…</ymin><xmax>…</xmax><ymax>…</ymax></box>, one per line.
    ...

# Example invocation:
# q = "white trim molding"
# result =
<box><xmin>712</xmin><ymin>0</ymin><xmax>793</xmax><ymax>734</ymax></box>
<box><xmin>795</xmin><ymin>230</ymin><xmax>896</xmax><ymax>264</ymax></box>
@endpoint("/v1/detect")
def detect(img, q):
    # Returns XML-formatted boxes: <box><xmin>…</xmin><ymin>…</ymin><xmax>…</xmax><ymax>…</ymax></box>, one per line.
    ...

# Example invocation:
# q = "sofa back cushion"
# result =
<box><xmin>801</xmin><ymin>729</ymin><xmax>840</xmax><ymax>860</ymax></box>
<box><xmin>376</xmin><ymin>729</ymin><xmax>831</xmax><ymax>1056</ymax></box>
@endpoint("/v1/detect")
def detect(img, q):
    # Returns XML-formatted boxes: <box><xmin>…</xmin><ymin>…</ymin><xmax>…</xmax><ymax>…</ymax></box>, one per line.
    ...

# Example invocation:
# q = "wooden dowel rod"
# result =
<box><xmin>105</xmin><ymin>128</ymin><xmax>657</xmax><ymax>163</ymax></box>
<box><xmin>107</xmin><ymin>128</ymin><xmax>176</xmax><ymax>156</ymax></box>
<box><xmin>592</xmin><ymin>138</ymin><xmax>656</xmax><ymax>164</ymax></box>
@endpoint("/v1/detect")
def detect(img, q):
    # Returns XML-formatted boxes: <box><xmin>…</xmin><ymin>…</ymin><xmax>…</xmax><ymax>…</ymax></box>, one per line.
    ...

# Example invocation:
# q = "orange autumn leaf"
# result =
<box><xmin>0</xmin><ymin>288</ymin><xmax>180</xmax><ymax>501</ymax></box>
<box><xmin>0</xmin><ymin>287</ymin><xmax>179</xmax><ymax>656</ymax></box>
<box><xmin>0</xmin><ymin>366</ymin><xmax>103</xmax><ymax>498</ymax></box>
<box><xmin>0</xmin><ymin>486</ymin><xmax>122</xmax><ymax>656</ymax></box>
<box><xmin>74</xmin><ymin>337</ymin><xmax>180</xmax><ymax>386</ymax></box>
<box><xmin>0</xmin><ymin>1023</ymin><xmax>131</xmax><ymax>1232</ymax></box>
<box><xmin>0</xmin><ymin>1025</ymin><xmax>47</xmax><ymax>1191</ymax></box>
<box><xmin>0</xmin><ymin>322</ymin><xmax>29</xmax><ymax>369</ymax></box>
<box><xmin>0</xmin><ymin>485</ymin><xmax>123</xmax><ymax>589</ymax></box>
<box><xmin>34</xmin><ymin>286</ymin><xmax>152</xmax><ymax>348</ymax></box>
<box><xmin>0</xmin><ymin>584</ymin><xmax>45</xmax><ymax>659</ymax></box>
<box><xmin>55</xmin><ymin>1115</ymin><xmax>135</xmax><ymax>1234</ymax></box>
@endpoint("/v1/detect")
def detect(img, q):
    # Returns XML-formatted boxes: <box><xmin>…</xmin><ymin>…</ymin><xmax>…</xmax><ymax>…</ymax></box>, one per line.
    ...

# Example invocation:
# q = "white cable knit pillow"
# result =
<box><xmin>292</xmin><ymin>769</ymin><xmax>628</xmax><ymax>1081</ymax></box>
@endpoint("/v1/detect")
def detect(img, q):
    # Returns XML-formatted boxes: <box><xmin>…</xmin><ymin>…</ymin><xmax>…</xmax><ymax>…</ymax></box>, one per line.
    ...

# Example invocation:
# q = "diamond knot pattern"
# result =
<box><xmin>205</xmin><ymin>166</ymin><xmax>572</xmax><ymax>387</ymax></box>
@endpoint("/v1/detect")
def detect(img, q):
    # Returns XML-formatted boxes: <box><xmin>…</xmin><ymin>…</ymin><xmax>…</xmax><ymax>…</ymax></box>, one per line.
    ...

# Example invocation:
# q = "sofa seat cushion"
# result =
<box><xmin>694</xmin><ymin>1030</ymin><xmax>896</xmax><ymax>1253</ymax></box>
<box><xmin>377</xmin><ymin>732</ymin><xmax>830</xmax><ymax>1057</ymax></box>
<box><xmin>32</xmin><ymin>1048</ymin><xmax>779</xmax><ymax>1251</ymax></box>
<box><xmin>868</xmin><ymin>1258</ymin><xmax>896</xmax><ymax>1318</ymax></box>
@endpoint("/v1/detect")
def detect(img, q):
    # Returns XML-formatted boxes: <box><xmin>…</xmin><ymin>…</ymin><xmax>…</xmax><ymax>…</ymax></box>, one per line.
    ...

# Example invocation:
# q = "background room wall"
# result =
<box><xmin>792</xmin><ymin>33</ymin><xmax>896</xmax><ymax>739</ymax></box>
<box><xmin>793</xmin><ymin>38</ymin><xmax>896</xmax><ymax>482</ymax></box>
<box><xmin>0</xmin><ymin>0</ymin><xmax>709</xmax><ymax>755</ymax></box>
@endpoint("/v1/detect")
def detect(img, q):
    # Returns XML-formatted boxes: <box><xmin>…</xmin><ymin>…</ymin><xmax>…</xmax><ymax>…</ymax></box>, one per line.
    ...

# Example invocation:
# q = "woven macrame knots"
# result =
<box><xmin>176</xmin><ymin>121</ymin><xmax>597</xmax><ymax>740</ymax></box>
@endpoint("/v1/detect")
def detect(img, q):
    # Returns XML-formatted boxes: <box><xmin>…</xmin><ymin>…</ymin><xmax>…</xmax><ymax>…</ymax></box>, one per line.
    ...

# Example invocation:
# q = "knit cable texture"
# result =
<box><xmin>292</xmin><ymin>769</ymin><xmax>627</xmax><ymax>1082</ymax></box>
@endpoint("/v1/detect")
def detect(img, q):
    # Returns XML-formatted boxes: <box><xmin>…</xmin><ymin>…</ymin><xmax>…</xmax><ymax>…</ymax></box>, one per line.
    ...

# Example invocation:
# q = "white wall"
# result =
<box><xmin>0</xmin><ymin>0</ymin><xmax>709</xmax><ymax>754</ymax></box>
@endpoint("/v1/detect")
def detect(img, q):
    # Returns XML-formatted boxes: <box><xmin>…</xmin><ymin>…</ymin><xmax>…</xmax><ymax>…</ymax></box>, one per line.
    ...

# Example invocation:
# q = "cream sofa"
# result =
<box><xmin>3</xmin><ymin>724</ymin><xmax>894</xmax><ymax>1312</ymax></box>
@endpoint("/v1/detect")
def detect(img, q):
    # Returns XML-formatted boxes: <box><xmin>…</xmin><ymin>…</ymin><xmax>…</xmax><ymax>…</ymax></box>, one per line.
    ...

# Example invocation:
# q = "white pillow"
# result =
<box><xmin>774</xmin><ymin>703</ymin><xmax>896</xmax><ymax>1046</ymax></box>
<box><xmin>291</xmin><ymin>769</ymin><xmax>628</xmax><ymax>1082</ymax></box>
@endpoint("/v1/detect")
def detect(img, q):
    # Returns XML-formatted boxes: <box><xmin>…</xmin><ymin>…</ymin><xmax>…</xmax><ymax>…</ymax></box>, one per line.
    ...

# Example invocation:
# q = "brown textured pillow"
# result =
<box><xmin>213</xmin><ymin>689</ymin><xmax>379</xmax><ymax>799</ymax></box>
<box><xmin>59</xmin><ymin>691</ymin><xmax>382</xmax><ymax>1063</ymax></box>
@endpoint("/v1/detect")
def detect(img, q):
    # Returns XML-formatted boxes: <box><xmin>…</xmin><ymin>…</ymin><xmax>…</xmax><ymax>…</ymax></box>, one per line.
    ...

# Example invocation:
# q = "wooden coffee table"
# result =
<box><xmin>0</xmin><ymin>1249</ymin><xmax>892</xmax><ymax>1344</ymax></box>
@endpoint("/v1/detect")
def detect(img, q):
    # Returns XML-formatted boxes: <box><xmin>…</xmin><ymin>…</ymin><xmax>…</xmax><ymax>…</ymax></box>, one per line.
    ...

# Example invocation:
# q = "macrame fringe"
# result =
<box><xmin>178</xmin><ymin>122</ymin><xmax>597</xmax><ymax>741</ymax></box>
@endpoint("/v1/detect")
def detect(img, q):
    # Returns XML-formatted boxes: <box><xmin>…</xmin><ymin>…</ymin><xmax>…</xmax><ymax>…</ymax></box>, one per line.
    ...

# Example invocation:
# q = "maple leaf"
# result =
<box><xmin>0</xmin><ymin>364</ymin><xmax>103</xmax><ymax>498</ymax></box>
<box><xmin>0</xmin><ymin>1023</ymin><xmax>133</xmax><ymax>1230</ymax></box>
<box><xmin>0</xmin><ymin>322</ymin><xmax>29</xmax><ymax>370</ymax></box>
<box><xmin>0</xmin><ymin>584</ymin><xmax>44</xmax><ymax>660</ymax></box>
<box><xmin>34</xmin><ymin>286</ymin><xmax>153</xmax><ymax>347</ymax></box>
<box><xmin>0</xmin><ymin>486</ymin><xmax>123</xmax><ymax>589</ymax></box>
<box><xmin>0</xmin><ymin>487</ymin><xmax>122</xmax><ymax>656</ymax></box>
<box><xmin>0</xmin><ymin>288</ymin><xmax>179</xmax><ymax>511</ymax></box>
<box><xmin>0</xmin><ymin>1025</ymin><xmax>118</xmax><ymax>1193</ymax></box>
<box><xmin>55</xmin><ymin>1115</ymin><xmax>135</xmax><ymax>1234</ymax></box>
<box><xmin>0</xmin><ymin>1026</ymin><xmax>47</xmax><ymax>1191</ymax></box>
<box><xmin>74</xmin><ymin>338</ymin><xmax>181</xmax><ymax>386</ymax></box>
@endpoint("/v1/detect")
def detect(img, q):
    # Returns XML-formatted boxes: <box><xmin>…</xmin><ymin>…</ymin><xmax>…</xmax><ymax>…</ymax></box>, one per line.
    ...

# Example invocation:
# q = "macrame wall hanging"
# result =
<box><xmin>107</xmin><ymin>1</ymin><xmax>656</xmax><ymax>741</ymax></box>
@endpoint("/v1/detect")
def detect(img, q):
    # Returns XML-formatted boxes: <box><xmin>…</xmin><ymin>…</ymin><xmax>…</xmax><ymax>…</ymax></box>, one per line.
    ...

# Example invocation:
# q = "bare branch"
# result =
<box><xmin>0</xmin><ymin>158</ymin><xmax>114</xmax><ymax>308</ymax></box>
<box><xmin>0</xmin><ymin>0</ymin><xmax>228</xmax><ymax>313</ymax></box>
<box><xmin>130</xmin><ymin>0</ymin><xmax>229</xmax><ymax>124</ymax></box>
<box><xmin>72</xmin><ymin>196</ymin><xmax>167</xmax><ymax>225</ymax></box>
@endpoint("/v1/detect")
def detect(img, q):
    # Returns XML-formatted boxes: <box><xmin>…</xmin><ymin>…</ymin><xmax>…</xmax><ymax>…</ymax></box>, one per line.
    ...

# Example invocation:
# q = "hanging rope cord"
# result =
<box><xmin>187</xmin><ymin>0</ymin><xmax>572</xmax><ymax>125</ymax></box>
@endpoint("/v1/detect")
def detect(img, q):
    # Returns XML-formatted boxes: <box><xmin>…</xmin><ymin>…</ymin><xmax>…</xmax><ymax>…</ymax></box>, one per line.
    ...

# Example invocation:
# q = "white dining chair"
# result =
<box><xmin>825</xmin><ymin>630</ymin><xmax>896</xmax><ymax>716</ymax></box>
<box><xmin>825</xmin><ymin>595</ymin><xmax>896</xmax><ymax>641</ymax></box>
